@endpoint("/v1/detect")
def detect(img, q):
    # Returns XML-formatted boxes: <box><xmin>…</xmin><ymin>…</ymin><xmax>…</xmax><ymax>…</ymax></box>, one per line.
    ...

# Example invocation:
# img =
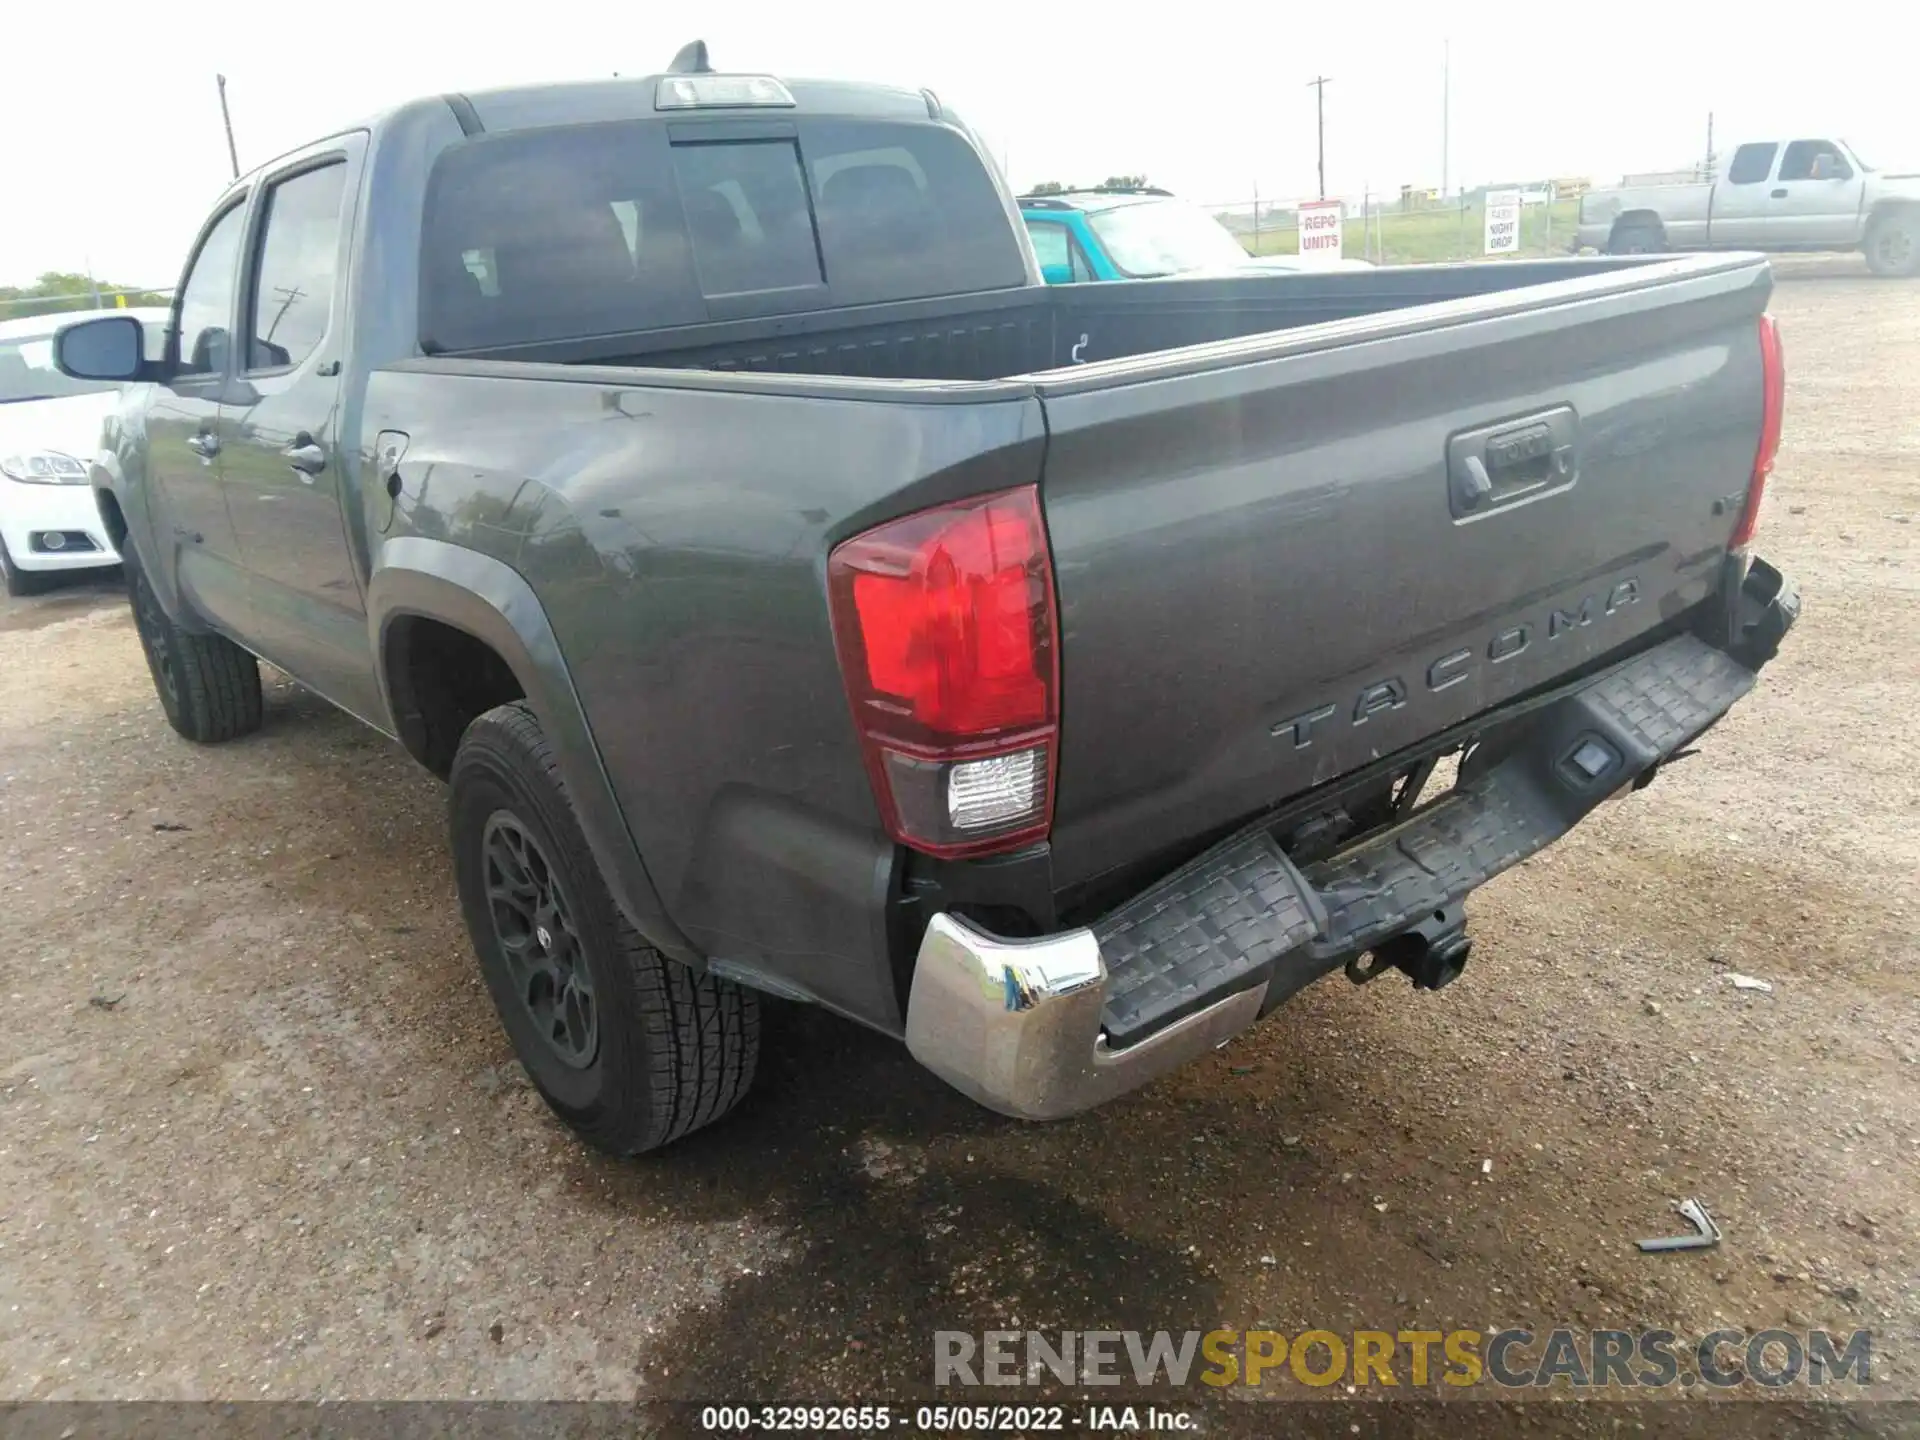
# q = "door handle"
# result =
<box><xmin>1770</xmin><ymin>188</ymin><xmax>1788</xmax><ymax>199</ymax></box>
<box><xmin>284</xmin><ymin>440</ymin><xmax>327</xmax><ymax>478</ymax></box>
<box><xmin>185</xmin><ymin>432</ymin><xmax>219</xmax><ymax>458</ymax></box>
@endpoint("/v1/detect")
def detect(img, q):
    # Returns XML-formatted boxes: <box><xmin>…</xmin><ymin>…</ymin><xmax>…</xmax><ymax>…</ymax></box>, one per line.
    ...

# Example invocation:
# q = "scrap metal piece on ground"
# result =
<box><xmin>1638</xmin><ymin>1197</ymin><xmax>1723</xmax><ymax>1252</ymax></box>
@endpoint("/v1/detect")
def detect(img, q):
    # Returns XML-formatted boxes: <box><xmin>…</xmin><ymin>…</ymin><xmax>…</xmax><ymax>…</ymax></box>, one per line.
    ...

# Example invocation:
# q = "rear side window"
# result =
<box><xmin>1726</xmin><ymin>143</ymin><xmax>1778</xmax><ymax>185</ymax></box>
<box><xmin>419</xmin><ymin>115</ymin><xmax>1026</xmax><ymax>352</ymax></box>
<box><xmin>1027</xmin><ymin>219</ymin><xmax>1070</xmax><ymax>270</ymax></box>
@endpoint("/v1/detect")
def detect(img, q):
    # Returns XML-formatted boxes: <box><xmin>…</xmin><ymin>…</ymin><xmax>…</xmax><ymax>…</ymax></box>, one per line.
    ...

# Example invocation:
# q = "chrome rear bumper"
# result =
<box><xmin>902</xmin><ymin>577</ymin><xmax>1799</xmax><ymax>1121</ymax></box>
<box><xmin>904</xmin><ymin>913</ymin><xmax>1266</xmax><ymax>1121</ymax></box>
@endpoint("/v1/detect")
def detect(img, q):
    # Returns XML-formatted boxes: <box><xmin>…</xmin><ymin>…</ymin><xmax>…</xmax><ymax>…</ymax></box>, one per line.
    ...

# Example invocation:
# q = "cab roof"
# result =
<box><xmin>227</xmin><ymin>41</ymin><xmax>945</xmax><ymax>192</ymax></box>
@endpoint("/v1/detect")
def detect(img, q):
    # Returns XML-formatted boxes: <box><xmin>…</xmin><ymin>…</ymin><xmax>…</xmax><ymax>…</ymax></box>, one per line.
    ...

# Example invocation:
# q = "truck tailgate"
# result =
<box><xmin>1034</xmin><ymin>255</ymin><xmax>1772</xmax><ymax>890</ymax></box>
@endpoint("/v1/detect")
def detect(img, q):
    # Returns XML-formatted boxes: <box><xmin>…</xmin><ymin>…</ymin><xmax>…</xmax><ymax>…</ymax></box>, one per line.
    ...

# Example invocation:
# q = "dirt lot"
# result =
<box><xmin>2</xmin><ymin>263</ymin><xmax>1916</xmax><ymax>1429</ymax></box>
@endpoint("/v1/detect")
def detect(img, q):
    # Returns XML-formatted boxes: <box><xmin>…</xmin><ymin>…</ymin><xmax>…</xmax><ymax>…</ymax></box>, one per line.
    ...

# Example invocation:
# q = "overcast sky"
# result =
<box><xmin>5</xmin><ymin>0</ymin><xmax>1915</xmax><ymax>287</ymax></box>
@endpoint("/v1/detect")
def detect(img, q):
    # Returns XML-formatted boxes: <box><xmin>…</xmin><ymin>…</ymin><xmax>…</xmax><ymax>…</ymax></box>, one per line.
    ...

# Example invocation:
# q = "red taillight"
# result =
<box><xmin>828</xmin><ymin>486</ymin><xmax>1059</xmax><ymax>858</ymax></box>
<box><xmin>1732</xmin><ymin>313</ymin><xmax>1785</xmax><ymax>551</ymax></box>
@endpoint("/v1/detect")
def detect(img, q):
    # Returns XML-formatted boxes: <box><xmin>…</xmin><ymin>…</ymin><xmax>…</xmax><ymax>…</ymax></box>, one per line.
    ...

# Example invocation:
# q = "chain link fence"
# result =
<box><xmin>1198</xmin><ymin>190</ymin><xmax>1586</xmax><ymax>265</ymax></box>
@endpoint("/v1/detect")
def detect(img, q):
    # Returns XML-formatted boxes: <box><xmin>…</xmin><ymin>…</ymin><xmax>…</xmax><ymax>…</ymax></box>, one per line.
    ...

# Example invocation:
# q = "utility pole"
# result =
<box><xmin>216</xmin><ymin>74</ymin><xmax>239</xmax><ymax>180</ymax></box>
<box><xmin>1306</xmin><ymin>75</ymin><xmax>1331</xmax><ymax>200</ymax></box>
<box><xmin>1705</xmin><ymin>111</ymin><xmax>1715</xmax><ymax>179</ymax></box>
<box><xmin>1441</xmin><ymin>40</ymin><xmax>1451</xmax><ymax>198</ymax></box>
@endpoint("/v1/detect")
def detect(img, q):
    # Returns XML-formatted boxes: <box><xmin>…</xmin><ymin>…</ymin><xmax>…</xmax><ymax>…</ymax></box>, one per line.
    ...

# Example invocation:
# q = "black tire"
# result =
<box><xmin>1</xmin><ymin>537</ymin><xmax>52</xmax><ymax>597</ymax></box>
<box><xmin>1864</xmin><ymin>211</ymin><xmax>1920</xmax><ymax>277</ymax></box>
<box><xmin>125</xmin><ymin>547</ymin><xmax>263</xmax><ymax>743</ymax></box>
<box><xmin>450</xmin><ymin>702</ymin><xmax>760</xmax><ymax>1154</ymax></box>
<box><xmin>1609</xmin><ymin>220</ymin><xmax>1665</xmax><ymax>256</ymax></box>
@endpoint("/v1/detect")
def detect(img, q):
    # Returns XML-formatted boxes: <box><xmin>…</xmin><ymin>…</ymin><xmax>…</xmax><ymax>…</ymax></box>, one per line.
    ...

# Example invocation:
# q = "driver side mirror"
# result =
<box><xmin>54</xmin><ymin>315</ymin><xmax>147</xmax><ymax>382</ymax></box>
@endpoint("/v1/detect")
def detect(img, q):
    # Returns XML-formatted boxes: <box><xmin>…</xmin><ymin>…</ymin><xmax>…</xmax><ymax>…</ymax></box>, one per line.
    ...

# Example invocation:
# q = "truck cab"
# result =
<box><xmin>1703</xmin><ymin>138</ymin><xmax>1872</xmax><ymax>248</ymax></box>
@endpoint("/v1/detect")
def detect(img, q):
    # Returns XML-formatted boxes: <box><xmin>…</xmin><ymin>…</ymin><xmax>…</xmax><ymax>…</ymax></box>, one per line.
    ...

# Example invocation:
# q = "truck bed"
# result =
<box><xmin>428</xmin><ymin>256</ymin><xmax>1679</xmax><ymax>382</ymax></box>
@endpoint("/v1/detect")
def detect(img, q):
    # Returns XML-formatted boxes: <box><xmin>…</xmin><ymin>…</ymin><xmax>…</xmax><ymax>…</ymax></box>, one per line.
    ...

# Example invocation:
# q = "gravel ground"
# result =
<box><xmin>1</xmin><ymin>262</ymin><xmax>1915</xmax><ymax>1429</ymax></box>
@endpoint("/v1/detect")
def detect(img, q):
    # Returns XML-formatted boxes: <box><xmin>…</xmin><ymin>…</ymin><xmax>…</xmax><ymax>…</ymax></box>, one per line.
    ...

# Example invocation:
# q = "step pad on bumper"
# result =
<box><xmin>1094</xmin><ymin>834</ymin><xmax>1323</xmax><ymax>1049</ymax></box>
<box><xmin>1092</xmin><ymin>634</ymin><xmax>1757</xmax><ymax>1048</ymax></box>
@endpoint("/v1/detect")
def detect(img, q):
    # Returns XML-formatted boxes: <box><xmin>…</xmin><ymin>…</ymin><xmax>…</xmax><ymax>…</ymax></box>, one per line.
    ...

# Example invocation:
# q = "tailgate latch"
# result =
<box><xmin>1447</xmin><ymin>406</ymin><xmax>1580</xmax><ymax>520</ymax></box>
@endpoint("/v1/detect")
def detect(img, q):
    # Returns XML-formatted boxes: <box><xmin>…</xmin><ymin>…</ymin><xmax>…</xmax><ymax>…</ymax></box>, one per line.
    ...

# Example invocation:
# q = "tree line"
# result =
<box><xmin>1027</xmin><ymin>176</ymin><xmax>1151</xmax><ymax>195</ymax></box>
<box><xmin>1</xmin><ymin>272</ymin><xmax>170</xmax><ymax>322</ymax></box>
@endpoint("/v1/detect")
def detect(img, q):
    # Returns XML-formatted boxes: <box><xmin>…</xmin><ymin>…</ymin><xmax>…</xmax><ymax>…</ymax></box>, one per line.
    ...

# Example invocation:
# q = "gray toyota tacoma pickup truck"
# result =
<box><xmin>56</xmin><ymin>45</ymin><xmax>1798</xmax><ymax>1153</ymax></box>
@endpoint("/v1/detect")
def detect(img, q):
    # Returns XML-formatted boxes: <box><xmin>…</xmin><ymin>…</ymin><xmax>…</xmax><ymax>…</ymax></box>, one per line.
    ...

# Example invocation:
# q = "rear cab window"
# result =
<box><xmin>1725</xmin><ymin>144</ymin><xmax>1779</xmax><ymax>185</ymax></box>
<box><xmin>419</xmin><ymin>110</ymin><xmax>1027</xmax><ymax>352</ymax></box>
<box><xmin>670</xmin><ymin>136</ymin><xmax>824</xmax><ymax>298</ymax></box>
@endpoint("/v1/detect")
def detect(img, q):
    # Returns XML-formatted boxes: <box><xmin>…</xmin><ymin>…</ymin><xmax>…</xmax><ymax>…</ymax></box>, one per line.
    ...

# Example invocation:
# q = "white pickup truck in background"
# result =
<box><xmin>1576</xmin><ymin>137</ymin><xmax>1919</xmax><ymax>276</ymax></box>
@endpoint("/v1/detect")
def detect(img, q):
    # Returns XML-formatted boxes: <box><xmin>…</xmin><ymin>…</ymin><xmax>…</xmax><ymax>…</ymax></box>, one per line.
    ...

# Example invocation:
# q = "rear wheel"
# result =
<box><xmin>450</xmin><ymin>702</ymin><xmax>760</xmax><ymax>1154</ymax></box>
<box><xmin>125</xmin><ymin>548</ymin><xmax>263</xmax><ymax>742</ymax></box>
<box><xmin>1608</xmin><ymin>219</ymin><xmax>1665</xmax><ymax>256</ymax></box>
<box><xmin>1864</xmin><ymin>212</ymin><xmax>1919</xmax><ymax>277</ymax></box>
<box><xmin>1</xmin><ymin>537</ymin><xmax>52</xmax><ymax>597</ymax></box>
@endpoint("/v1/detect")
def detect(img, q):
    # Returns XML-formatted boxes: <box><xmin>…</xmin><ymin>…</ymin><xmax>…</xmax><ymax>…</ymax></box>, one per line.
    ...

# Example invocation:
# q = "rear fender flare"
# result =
<box><xmin>367</xmin><ymin>536</ymin><xmax>699</xmax><ymax>966</ymax></box>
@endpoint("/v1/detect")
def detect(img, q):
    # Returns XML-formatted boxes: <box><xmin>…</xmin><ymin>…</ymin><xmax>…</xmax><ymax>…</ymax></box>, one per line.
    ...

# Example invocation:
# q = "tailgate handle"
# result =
<box><xmin>1447</xmin><ymin>407</ymin><xmax>1579</xmax><ymax>520</ymax></box>
<box><xmin>1454</xmin><ymin>455</ymin><xmax>1494</xmax><ymax>510</ymax></box>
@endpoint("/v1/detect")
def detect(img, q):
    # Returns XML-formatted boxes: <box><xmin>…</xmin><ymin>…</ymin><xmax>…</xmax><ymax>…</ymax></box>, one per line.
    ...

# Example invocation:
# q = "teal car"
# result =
<box><xmin>1020</xmin><ymin>188</ymin><xmax>1370</xmax><ymax>282</ymax></box>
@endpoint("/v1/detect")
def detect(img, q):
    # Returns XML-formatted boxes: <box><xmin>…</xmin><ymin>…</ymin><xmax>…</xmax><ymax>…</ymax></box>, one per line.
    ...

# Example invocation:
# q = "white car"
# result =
<box><xmin>0</xmin><ymin>306</ymin><xmax>168</xmax><ymax>595</ymax></box>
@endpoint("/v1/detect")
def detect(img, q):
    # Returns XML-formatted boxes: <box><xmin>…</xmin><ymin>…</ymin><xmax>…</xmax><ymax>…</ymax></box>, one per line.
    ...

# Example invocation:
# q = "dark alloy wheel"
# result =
<box><xmin>481</xmin><ymin>812</ymin><xmax>598</xmax><ymax>1069</ymax></box>
<box><xmin>451</xmin><ymin>701</ymin><xmax>760</xmax><ymax>1154</ymax></box>
<box><xmin>122</xmin><ymin>546</ymin><xmax>262</xmax><ymax>743</ymax></box>
<box><xmin>129</xmin><ymin>559</ymin><xmax>182</xmax><ymax>714</ymax></box>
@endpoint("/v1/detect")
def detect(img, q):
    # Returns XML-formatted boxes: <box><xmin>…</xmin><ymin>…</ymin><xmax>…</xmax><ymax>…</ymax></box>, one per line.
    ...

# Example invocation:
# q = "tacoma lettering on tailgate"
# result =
<box><xmin>1273</xmin><ymin>579</ymin><xmax>1642</xmax><ymax>749</ymax></box>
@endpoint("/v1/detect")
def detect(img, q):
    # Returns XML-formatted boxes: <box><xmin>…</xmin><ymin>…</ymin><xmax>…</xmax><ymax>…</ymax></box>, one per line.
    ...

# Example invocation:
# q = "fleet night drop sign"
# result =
<box><xmin>1297</xmin><ymin>200</ymin><xmax>1344</xmax><ymax>262</ymax></box>
<box><xmin>1484</xmin><ymin>190</ymin><xmax>1522</xmax><ymax>255</ymax></box>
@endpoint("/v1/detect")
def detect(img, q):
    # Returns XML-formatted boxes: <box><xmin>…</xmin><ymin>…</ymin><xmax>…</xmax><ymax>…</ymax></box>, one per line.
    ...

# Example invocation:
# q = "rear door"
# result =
<box><xmin>1032</xmin><ymin>260</ymin><xmax>1773</xmax><ymax>890</ymax></box>
<box><xmin>221</xmin><ymin>137</ymin><xmax>378</xmax><ymax>719</ymax></box>
<box><xmin>146</xmin><ymin>197</ymin><xmax>251</xmax><ymax>631</ymax></box>
<box><xmin>1709</xmin><ymin>142</ymin><xmax>1780</xmax><ymax>244</ymax></box>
